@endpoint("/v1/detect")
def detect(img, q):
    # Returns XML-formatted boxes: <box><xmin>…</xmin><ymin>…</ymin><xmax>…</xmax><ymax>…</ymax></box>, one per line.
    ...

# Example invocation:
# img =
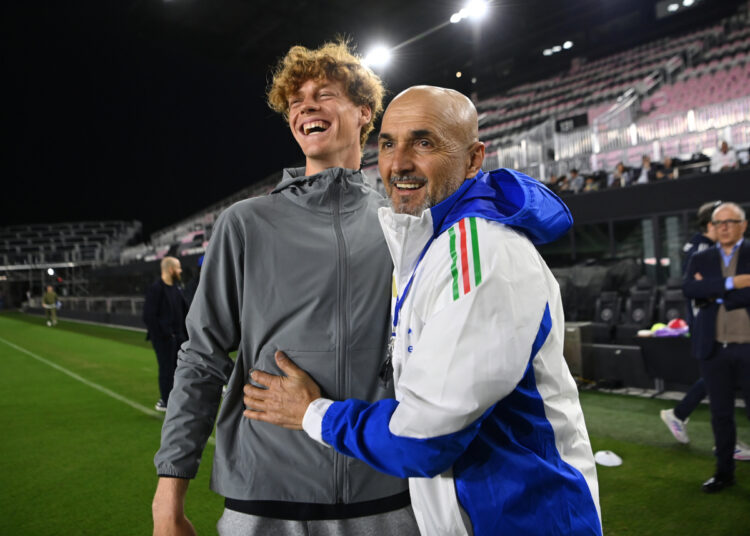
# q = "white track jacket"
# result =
<box><xmin>303</xmin><ymin>169</ymin><xmax>602</xmax><ymax>535</ymax></box>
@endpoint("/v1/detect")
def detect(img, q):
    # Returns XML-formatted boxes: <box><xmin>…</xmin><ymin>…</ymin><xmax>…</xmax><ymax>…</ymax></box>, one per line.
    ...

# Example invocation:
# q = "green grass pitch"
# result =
<box><xmin>1</xmin><ymin>311</ymin><xmax>749</xmax><ymax>535</ymax></box>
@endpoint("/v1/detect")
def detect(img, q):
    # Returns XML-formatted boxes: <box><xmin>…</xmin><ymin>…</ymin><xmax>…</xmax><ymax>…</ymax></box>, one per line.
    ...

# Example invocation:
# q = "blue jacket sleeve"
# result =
<box><xmin>321</xmin><ymin>398</ymin><xmax>489</xmax><ymax>478</ymax></box>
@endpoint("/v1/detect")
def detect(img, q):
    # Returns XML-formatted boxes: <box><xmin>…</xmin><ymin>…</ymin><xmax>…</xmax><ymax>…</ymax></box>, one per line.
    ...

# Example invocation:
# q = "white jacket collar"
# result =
<box><xmin>378</xmin><ymin>207</ymin><xmax>434</xmax><ymax>287</ymax></box>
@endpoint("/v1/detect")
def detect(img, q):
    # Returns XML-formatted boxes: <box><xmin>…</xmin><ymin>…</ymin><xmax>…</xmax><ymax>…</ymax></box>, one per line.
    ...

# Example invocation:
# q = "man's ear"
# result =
<box><xmin>466</xmin><ymin>141</ymin><xmax>486</xmax><ymax>177</ymax></box>
<box><xmin>359</xmin><ymin>105</ymin><xmax>372</xmax><ymax>127</ymax></box>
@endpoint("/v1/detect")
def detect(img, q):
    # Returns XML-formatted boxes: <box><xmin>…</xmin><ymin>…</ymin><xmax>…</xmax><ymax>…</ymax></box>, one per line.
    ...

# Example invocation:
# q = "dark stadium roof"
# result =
<box><xmin>3</xmin><ymin>0</ymin><xmax>745</xmax><ymax>234</ymax></box>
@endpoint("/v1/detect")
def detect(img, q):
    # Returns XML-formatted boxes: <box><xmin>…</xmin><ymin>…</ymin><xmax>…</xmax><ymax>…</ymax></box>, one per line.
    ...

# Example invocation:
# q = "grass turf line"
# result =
<box><xmin>1</xmin><ymin>312</ymin><xmax>749</xmax><ymax>534</ymax></box>
<box><xmin>0</xmin><ymin>313</ymin><xmax>223</xmax><ymax>535</ymax></box>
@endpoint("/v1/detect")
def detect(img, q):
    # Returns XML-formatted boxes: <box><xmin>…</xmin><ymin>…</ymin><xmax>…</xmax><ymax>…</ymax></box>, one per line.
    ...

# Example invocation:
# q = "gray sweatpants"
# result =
<box><xmin>217</xmin><ymin>505</ymin><xmax>418</xmax><ymax>536</ymax></box>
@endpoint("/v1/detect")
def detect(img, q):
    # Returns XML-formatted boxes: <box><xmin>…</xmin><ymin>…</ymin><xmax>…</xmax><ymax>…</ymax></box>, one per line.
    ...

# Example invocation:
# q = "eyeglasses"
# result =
<box><xmin>711</xmin><ymin>219</ymin><xmax>743</xmax><ymax>226</ymax></box>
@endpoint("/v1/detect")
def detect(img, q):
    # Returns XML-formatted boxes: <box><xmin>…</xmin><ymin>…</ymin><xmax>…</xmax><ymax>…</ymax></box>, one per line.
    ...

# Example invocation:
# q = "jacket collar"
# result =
<box><xmin>379</xmin><ymin>167</ymin><xmax>573</xmax><ymax>285</ymax></box>
<box><xmin>378</xmin><ymin>207</ymin><xmax>434</xmax><ymax>288</ymax></box>
<box><xmin>272</xmin><ymin>167</ymin><xmax>376</xmax><ymax>214</ymax></box>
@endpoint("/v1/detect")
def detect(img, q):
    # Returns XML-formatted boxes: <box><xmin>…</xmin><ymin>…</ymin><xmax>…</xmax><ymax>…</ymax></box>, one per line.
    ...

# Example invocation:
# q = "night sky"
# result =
<box><xmin>3</xmin><ymin>5</ymin><xmax>300</xmax><ymax>237</ymax></box>
<box><xmin>4</xmin><ymin>1</ymin><xmax>744</xmax><ymax>238</ymax></box>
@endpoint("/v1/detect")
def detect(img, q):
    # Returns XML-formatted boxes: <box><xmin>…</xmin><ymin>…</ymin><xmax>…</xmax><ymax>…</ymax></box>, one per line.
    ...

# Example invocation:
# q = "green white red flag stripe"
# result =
<box><xmin>448</xmin><ymin>217</ymin><xmax>482</xmax><ymax>300</ymax></box>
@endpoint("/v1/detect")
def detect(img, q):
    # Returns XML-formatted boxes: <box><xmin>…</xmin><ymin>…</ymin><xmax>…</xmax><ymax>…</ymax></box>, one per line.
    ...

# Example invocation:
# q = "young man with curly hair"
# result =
<box><xmin>152</xmin><ymin>41</ymin><xmax>418</xmax><ymax>536</ymax></box>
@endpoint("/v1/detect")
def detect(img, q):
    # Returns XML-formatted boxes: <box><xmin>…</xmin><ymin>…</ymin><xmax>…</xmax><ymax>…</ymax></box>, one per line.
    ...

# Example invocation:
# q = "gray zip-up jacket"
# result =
<box><xmin>154</xmin><ymin>167</ymin><xmax>409</xmax><ymax>518</ymax></box>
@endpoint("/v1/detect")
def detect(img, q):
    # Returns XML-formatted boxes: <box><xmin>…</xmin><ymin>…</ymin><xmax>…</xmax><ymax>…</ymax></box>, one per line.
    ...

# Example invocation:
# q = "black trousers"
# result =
<box><xmin>674</xmin><ymin>378</ymin><xmax>707</xmax><ymax>421</ymax></box>
<box><xmin>151</xmin><ymin>335</ymin><xmax>184</xmax><ymax>403</ymax></box>
<box><xmin>700</xmin><ymin>342</ymin><xmax>750</xmax><ymax>477</ymax></box>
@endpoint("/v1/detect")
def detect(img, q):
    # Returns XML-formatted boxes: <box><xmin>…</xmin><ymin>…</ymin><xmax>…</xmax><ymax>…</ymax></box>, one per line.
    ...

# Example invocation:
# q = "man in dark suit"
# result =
<box><xmin>661</xmin><ymin>201</ymin><xmax>719</xmax><ymax>444</ymax></box>
<box><xmin>142</xmin><ymin>256</ymin><xmax>188</xmax><ymax>412</ymax></box>
<box><xmin>633</xmin><ymin>155</ymin><xmax>659</xmax><ymax>184</ymax></box>
<box><xmin>683</xmin><ymin>202</ymin><xmax>750</xmax><ymax>493</ymax></box>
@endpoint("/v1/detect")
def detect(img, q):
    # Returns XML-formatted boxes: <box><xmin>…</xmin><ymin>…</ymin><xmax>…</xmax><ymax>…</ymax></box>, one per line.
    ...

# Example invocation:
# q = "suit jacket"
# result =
<box><xmin>142</xmin><ymin>279</ymin><xmax>188</xmax><ymax>342</ymax></box>
<box><xmin>633</xmin><ymin>165</ymin><xmax>659</xmax><ymax>184</ymax></box>
<box><xmin>683</xmin><ymin>240</ymin><xmax>750</xmax><ymax>359</ymax></box>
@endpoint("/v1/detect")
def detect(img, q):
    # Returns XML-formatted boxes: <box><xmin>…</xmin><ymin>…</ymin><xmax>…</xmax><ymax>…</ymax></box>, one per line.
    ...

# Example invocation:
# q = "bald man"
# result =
<box><xmin>243</xmin><ymin>86</ymin><xmax>602</xmax><ymax>535</ymax></box>
<box><xmin>143</xmin><ymin>256</ymin><xmax>187</xmax><ymax>412</ymax></box>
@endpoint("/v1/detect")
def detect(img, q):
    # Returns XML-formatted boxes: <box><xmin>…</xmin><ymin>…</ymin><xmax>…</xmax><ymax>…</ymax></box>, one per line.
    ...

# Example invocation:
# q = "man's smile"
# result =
<box><xmin>301</xmin><ymin>120</ymin><xmax>331</xmax><ymax>136</ymax></box>
<box><xmin>392</xmin><ymin>177</ymin><xmax>427</xmax><ymax>191</ymax></box>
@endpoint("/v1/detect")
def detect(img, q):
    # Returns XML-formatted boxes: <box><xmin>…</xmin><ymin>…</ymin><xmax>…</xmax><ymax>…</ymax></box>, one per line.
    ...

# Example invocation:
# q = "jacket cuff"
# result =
<box><xmin>154</xmin><ymin>464</ymin><xmax>196</xmax><ymax>479</ymax></box>
<box><xmin>302</xmin><ymin>398</ymin><xmax>334</xmax><ymax>446</ymax></box>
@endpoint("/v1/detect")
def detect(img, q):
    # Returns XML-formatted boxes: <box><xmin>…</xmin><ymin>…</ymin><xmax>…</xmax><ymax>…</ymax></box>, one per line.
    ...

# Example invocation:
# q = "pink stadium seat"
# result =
<box><xmin>625</xmin><ymin>145</ymin><xmax>650</xmax><ymax>166</ymax></box>
<box><xmin>603</xmin><ymin>150</ymin><xmax>624</xmax><ymax>170</ymax></box>
<box><xmin>701</xmin><ymin>131</ymin><xmax>718</xmax><ymax>150</ymax></box>
<box><xmin>680</xmin><ymin>134</ymin><xmax>701</xmax><ymax>155</ymax></box>
<box><xmin>661</xmin><ymin>138</ymin><xmax>680</xmax><ymax>157</ymax></box>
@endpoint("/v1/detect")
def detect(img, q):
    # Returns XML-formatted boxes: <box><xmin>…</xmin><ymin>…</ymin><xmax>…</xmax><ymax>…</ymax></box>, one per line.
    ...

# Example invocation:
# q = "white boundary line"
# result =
<box><xmin>0</xmin><ymin>334</ymin><xmax>162</xmax><ymax>418</ymax></box>
<box><xmin>0</xmin><ymin>331</ymin><xmax>217</xmax><ymax>445</ymax></box>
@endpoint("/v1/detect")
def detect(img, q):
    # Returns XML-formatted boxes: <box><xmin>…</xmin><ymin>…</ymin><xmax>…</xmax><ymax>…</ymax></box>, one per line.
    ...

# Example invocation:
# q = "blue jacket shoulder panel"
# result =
<box><xmin>430</xmin><ymin>169</ymin><xmax>573</xmax><ymax>245</ymax></box>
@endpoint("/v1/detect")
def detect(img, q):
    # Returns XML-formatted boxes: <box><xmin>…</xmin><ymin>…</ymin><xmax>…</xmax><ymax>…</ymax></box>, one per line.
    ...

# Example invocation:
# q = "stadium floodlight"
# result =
<box><xmin>450</xmin><ymin>0</ymin><xmax>488</xmax><ymax>24</ymax></box>
<box><xmin>364</xmin><ymin>45</ymin><xmax>392</xmax><ymax>69</ymax></box>
<box><xmin>456</xmin><ymin>71</ymin><xmax>463</xmax><ymax>78</ymax></box>
<box><xmin>543</xmin><ymin>49</ymin><xmax>553</xmax><ymax>56</ymax></box>
<box><xmin>464</xmin><ymin>0</ymin><xmax>489</xmax><ymax>20</ymax></box>
<box><xmin>47</xmin><ymin>268</ymin><xmax>55</xmax><ymax>276</ymax></box>
<box><xmin>552</xmin><ymin>45</ymin><xmax>562</xmax><ymax>53</ymax></box>
<box><xmin>682</xmin><ymin>0</ymin><xmax>694</xmax><ymax>5</ymax></box>
<box><xmin>563</xmin><ymin>40</ymin><xmax>573</xmax><ymax>50</ymax></box>
<box><xmin>667</xmin><ymin>3</ymin><xmax>679</xmax><ymax>12</ymax></box>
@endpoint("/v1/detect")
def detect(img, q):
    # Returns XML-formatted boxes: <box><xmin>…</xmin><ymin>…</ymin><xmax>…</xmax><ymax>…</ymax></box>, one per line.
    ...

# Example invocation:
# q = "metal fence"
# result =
<box><xmin>28</xmin><ymin>296</ymin><xmax>144</xmax><ymax>316</ymax></box>
<box><xmin>557</xmin><ymin>95</ymin><xmax>750</xmax><ymax>168</ymax></box>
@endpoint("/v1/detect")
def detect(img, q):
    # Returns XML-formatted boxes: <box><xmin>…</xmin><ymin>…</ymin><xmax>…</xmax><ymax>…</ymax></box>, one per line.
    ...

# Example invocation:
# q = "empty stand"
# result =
<box><xmin>0</xmin><ymin>221</ymin><xmax>141</xmax><ymax>267</ymax></box>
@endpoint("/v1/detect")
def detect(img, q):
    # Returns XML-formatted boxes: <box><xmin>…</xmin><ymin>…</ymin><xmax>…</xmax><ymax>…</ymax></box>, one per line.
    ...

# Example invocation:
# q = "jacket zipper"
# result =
<box><xmin>331</xmin><ymin>172</ymin><xmax>349</xmax><ymax>503</ymax></box>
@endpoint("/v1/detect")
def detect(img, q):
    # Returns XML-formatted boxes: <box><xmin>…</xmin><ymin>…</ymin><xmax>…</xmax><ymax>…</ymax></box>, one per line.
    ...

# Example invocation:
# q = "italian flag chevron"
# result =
<box><xmin>448</xmin><ymin>217</ymin><xmax>482</xmax><ymax>301</ymax></box>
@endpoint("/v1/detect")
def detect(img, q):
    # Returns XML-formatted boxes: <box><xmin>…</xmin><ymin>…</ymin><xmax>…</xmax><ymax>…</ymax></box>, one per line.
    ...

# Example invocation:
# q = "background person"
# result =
<box><xmin>710</xmin><ymin>141</ymin><xmax>738</xmax><ymax>173</ymax></box>
<box><xmin>142</xmin><ymin>256</ymin><xmax>187</xmax><ymax>412</ymax></box>
<box><xmin>655</xmin><ymin>156</ymin><xmax>677</xmax><ymax>180</ymax></box>
<box><xmin>661</xmin><ymin>201</ymin><xmax>718</xmax><ymax>443</ymax></box>
<box><xmin>683</xmin><ymin>202</ymin><xmax>750</xmax><ymax>493</ymax></box>
<box><xmin>583</xmin><ymin>174</ymin><xmax>600</xmax><ymax>192</ymax></box>
<box><xmin>41</xmin><ymin>285</ymin><xmax>58</xmax><ymax>326</ymax></box>
<box><xmin>634</xmin><ymin>154</ymin><xmax>657</xmax><ymax>184</ymax></box>
<box><xmin>607</xmin><ymin>161</ymin><xmax>630</xmax><ymax>188</ymax></box>
<box><xmin>569</xmin><ymin>168</ymin><xmax>584</xmax><ymax>193</ymax></box>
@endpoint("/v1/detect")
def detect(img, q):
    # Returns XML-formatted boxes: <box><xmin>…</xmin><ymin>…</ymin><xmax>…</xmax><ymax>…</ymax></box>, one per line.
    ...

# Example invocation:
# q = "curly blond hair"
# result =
<box><xmin>267</xmin><ymin>40</ymin><xmax>385</xmax><ymax>148</ymax></box>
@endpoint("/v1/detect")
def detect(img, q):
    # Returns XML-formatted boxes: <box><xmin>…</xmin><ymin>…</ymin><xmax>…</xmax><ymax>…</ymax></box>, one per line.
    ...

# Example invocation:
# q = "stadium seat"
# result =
<box><xmin>658</xmin><ymin>277</ymin><xmax>688</xmax><ymax>323</ymax></box>
<box><xmin>615</xmin><ymin>277</ymin><xmax>657</xmax><ymax>343</ymax></box>
<box><xmin>591</xmin><ymin>290</ymin><xmax>621</xmax><ymax>343</ymax></box>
